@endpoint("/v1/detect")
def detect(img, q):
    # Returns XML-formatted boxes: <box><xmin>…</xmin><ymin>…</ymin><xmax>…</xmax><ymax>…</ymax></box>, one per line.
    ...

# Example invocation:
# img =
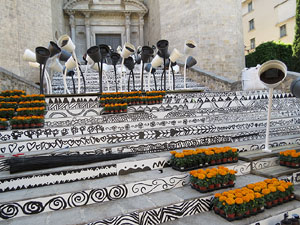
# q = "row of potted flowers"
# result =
<box><xmin>100</xmin><ymin>91</ymin><xmax>143</xmax><ymax>98</ymax></box>
<box><xmin>190</xmin><ymin>166</ymin><xmax>236</xmax><ymax>193</ymax></box>
<box><xmin>0</xmin><ymin>108</ymin><xmax>15</xmax><ymax>119</ymax></box>
<box><xmin>16</xmin><ymin>107</ymin><xmax>45</xmax><ymax>116</ymax></box>
<box><xmin>103</xmin><ymin>103</ymin><xmax>128</xmax><ymax>114</ymax></box>
<box><xmin>100</xmin><ymin>96</ymin><xmax>163</xmax><ymax>106</ymax></box>
<box><xmin>0</xmin><ymin>100</ymin><xmax>46</xmax><ymax>109</ymax></box>
<box><xmin>10</xmin><ymin>116</ymin><xmax>44</xmax><ymax>129</ymax></box>
<box><xmin>0</xmin><ymin>90</ymin><xmax>26</xmax><ymax>97</ymax></box>
<box><xmin>100</xmin><ymin>90</ymin><xmax>166</xmax><ymax>99</ymax></box>
<box><xmin>279</xmin><ymin>149</ymin><xmax>300</xmax><ymax>168</ymax></box>
<box><xmin>0</xmin><ymin>94</ymin><xmax>45</xmax><ymax>102</ymax></box>
<box><xmin>170</xmin><ymin>147</ymin><xmax>238</xmax><ymax>171</ymax></box>
<box><xmin>213</xmin><ymin>178</ymin><xmax>294</xmax><ymax>221</ymax></box>
<box><xmin>0</xmin><ymin>118</ymin><xmax>8</xmax><ymax>130</ymax></box>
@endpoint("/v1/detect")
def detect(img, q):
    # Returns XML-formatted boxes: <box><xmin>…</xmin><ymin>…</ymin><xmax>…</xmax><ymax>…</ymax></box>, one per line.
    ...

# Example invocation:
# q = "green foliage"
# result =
<box><xmin>293</xmin><ymin>0</ymin><xmax>300</xmax><ymax>58</ymax></box>
<box><xmin>245</xmin><ymin>41</ymin><xmax>299</xmax><ymax>72</ymax></box>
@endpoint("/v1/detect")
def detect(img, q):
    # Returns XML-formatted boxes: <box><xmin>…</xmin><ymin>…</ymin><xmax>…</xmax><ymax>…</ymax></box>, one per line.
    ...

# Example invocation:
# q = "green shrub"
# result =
<box><xmin>245</xmin><ymin>41</ymin><xmax>299</xmax><ymax>72</ymax></box>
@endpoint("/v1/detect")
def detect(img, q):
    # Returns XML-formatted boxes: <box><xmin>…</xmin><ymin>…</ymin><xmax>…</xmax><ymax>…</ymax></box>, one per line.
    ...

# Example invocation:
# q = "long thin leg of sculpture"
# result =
<box><xmin>171</xmin><ymin>66</ymin><xmax>175</xmax><ymax>90</ymax></box>
<box><xmin>114</xmin><ymin>65</ymin><xmax>118</xmax><ymax>92</ymax></box>
<box><xmin>72</xmin><ymin>52</ymin><xmax>81</xmax><ymax>93</ymax></box>
<box><xmin>78</xmin><ymin>64</ymin><xmax>86</xmax><ymax>93</ymax></box>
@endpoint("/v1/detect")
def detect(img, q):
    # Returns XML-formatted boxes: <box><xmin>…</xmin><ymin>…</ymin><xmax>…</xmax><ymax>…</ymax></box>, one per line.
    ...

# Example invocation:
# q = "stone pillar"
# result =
<box><xmin>125</xmin><ymin>12</ymin><xmax>131</xmax><ymax>43</ymax></box>
<box><xmin>68</xmin><ymin>12</ymin><xmax>76</xmax><ymax>43</ymax></box>
<box><xmin>83</xmin><ymin>12</ymin><xmax>91</xmax><ymax>49</ymax></box>
<box><xmin>139</xmin><ymin>13</ymin><xmax>145</xmax><ymax>46</ymax></box>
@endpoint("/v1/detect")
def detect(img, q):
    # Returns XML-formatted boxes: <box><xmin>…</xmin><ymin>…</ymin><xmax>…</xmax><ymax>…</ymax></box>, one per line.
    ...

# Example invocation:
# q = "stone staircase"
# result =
<box><xmin>51</xmin><ymin>65</ymin><xmax>207</xmax><ymax>94</ymax></box>
<box><xmin>1</xmin><ymin>90</ymin><xmax>300</xmax><ymax>224</ymax></box>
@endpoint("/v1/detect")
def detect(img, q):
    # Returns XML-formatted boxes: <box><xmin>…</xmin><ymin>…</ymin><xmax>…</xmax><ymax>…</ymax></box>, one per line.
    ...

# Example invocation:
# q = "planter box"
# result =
<box><xmin>171</xmin><ymin>159</ymin><xmax>238</xmax><ymax>172</ymax></box>
<box><xmin>191</xmin><ymin>182</ymin><xmax>235</xmax><ymax>193</ymax></box>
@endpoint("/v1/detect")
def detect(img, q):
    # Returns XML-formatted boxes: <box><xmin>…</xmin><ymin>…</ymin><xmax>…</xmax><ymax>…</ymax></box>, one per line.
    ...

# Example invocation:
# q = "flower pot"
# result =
<box><xmin>219</xmin><ymin>210</ymin><xmax>225</xmax><ymax>216</ymax></box>
<box><xmin>210</xmin><ymin>160</ymin><xmax>216</xmax><ymax>165</ymax></box>
<box><xmin>278</xmin><ymin>197</ymin><xmax>284</xmax><ymax>204</ymax></box>
<box><xmin>12</xmin><ymin>124</ymin><xmax>17</xmax><ymax>129</ymax></box>
<box><xmin>0</xmin><ymin>125</ymin><xmax>4</xmax><ymax>130</ymax></box>
<box><xmin>17</xmin><ymin>124</ymin><xmax>23</xmax><ymax>129</ymax></box>
<box><xmin>280</xmin><ymin>160</ymin><xmax>285</xmax><ymax>166</ymax></box>
<box><xmin>228</xmin><ymin>180</ymin><xmax>234</xmax><ymax>185</ymax></box>
<box><xmin>214</xmin><ymin>207</ymin><xmax>219</xmax><ymax>214</ymax></box>
<box><xmin>216</xmin><ymin>159</ymin><xmax>222</xmax><ymax>164</ymax></box>
<box><xmin>208</xmin><ymin>184</ymin><xmax>214</xmax><ymax>190</ymax></box>
<box><xmin>199</xmin><ymin>186</ymin><xmax>207</xmax><ymax>191</ymax></box>
<box><xmin>24</xmin><ymin>124</ymin><xmax>30</xmax><ymax>128</ymax></box>
<box><xmin>286</xmin><ymin>161</ymin><xmax>292</xmax><ymax>166</ymax></box>
<box><xmin>226</xmin><ymin>213</ymin><xmax>235</xmax><ymax>219</ymax></box>
<box><xmin>266</xmin><ymin>201</ymin><xmax>273</xmax><ymax>208</ymax></box>
<box><xmin>273</xmin><ymin>199</ymin><xmax>278</xmax><ymax>206</ymax></box>
<box><xmin>252</xmin><ymin>208</ymin><xmax>257</xmax><ymax>214</ymax></box>
<box><xmin>234</xmin><ymin>157</ymin><xmax>238</xmax><ymax>162</ymax></box>
<box><xmin>244</xmin><ymin>210</ymin><xmax>250</xmax><ymax>218</ymax></box>
<box><xmin>37</xmin><ymin>123</ymin><xmax>43</xmax><ymax>128</ymax></box>
<box><xmin>292</xmin><ymin>162</ymin><xmax>297</xmax><ymax>167</ymax></box>
<box><xmin>223</xmin><ymin>158</ymin><xmax>228</xmax><ymax>163</ymax></box>
<box><xmin>215</xmin><ymin>183</ymin><xmax>221</xmax><ymax>189</ymax></box>
<box><xmin>228</xmin><ymin>157</ymin><xmax>233</xmax><ymax>162</ymax></box>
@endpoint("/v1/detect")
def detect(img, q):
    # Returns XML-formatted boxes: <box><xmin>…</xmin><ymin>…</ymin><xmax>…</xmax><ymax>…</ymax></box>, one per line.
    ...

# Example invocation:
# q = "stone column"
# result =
<box><xmin>68</xmin><ymin>12</ymin><xmax>76</xmax><ymax>43</ymax></box>
<box><xmin>139</xmin><ymin>13</ymin><xmax>145</xmax><ymax>46</ymax></box>
<box><xmin>83</xmin><ymin>12</ymin><xmax>91</xmax><ymax>49</ymax></box>
<box><xmin>125</xmin><ymin>12</ymin><xmax>131</xmax><ymax>43</ymax></box>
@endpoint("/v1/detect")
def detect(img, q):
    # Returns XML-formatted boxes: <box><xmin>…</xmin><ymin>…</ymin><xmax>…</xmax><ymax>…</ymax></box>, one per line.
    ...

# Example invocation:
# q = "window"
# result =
<box><xmin>248</xmin><ymin>1</ymin><xmax>253</xmax><ymax>12</ymax></box>
<box><xmin>280</xmin><ymin>24</ymin><xmax>287</xmax><ymax>38</ymax></box>
<box><xmin>249</xmin><ymin>19</ymin><xmax>255</xmax><ymax>31</ymax></box>
<box><xmin>250</xmin><ymin>38</ymin><xmax>255</xmax><ymax>49</ymax></box>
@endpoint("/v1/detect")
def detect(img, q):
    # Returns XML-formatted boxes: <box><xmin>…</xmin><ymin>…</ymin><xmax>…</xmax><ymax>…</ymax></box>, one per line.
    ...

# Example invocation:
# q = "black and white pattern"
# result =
<box><xmin>0</xmin><ymin>174</ymin><xmax>188</xmax><ymax>220</ymax></box>
<box><xmin>117</xmin><ymin>157</ymin><xmax>169</xmax><ymax>175</ymax></box>
<box><xmin>252</xmin><ymin>157</ymin><xmax>278</xmax><ymax>171</ymax></box>
<box><xmin>87</xmin><ymin>213</ymin><xmax>139</xmax><ymax>225</ymax></box>
<box><xmin>139</xmin><ymin>196</ymin><xmax>212</xmax><ymax>224</ymax></box>
<box><xmin>0</xmin><ymin>164</ymin><xmax>116</xmax><ymax>193</ymax></box>
<box><xmin>47</xmin><ymin>96</ymin><xmax>99</xmax><ymax>111</ymax></box>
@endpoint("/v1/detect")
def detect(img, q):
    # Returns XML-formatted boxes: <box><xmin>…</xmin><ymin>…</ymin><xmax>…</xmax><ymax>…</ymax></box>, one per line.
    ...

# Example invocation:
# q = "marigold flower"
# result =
<box><xmin>226</xmin><ymin>198</ymin><xmax>235</xmax><ymax>205</ymax></box>
<box><xmin>262</xmin><ymin>188</ymin><xmax>271</xmax><ymax>195</ymax></box>
<box><xmin>235</xmin><ymin>198</ymin><xmax>243</xmax><ymax>204</ymax></box>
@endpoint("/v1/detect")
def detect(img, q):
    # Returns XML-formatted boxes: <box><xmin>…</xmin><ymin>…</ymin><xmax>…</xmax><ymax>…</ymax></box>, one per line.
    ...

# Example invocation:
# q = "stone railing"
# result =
<box><xmin>0</xmin><ymin>67</ymin><xmax>39</xmax><ymax>94</ymax></box>
<box><xmin>177</xmin><ymin>62</ymin><xmax>300</xmax><ymax>92</ymax></box>
<box><xmin>177</xmin><ymin>61</ymin><xmax>240</xmax><ymax>91</ymax></box>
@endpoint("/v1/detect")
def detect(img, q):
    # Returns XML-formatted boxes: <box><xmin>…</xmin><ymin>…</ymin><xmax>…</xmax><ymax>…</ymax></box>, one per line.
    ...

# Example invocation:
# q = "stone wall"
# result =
<box><xmin>0</xmin><ymin>0</ymin><xmax>65</xmax><ymax>83</ymax></box>
<box><xmin>0</xmin><ymin>67</ymin><xmax>39</xmax><ymax>94</ymax></box>
<box><xmin>143</xmin><ymin>0</ymin><xmax>245</xmax><ymax>81</ymax></box>
<box><xmin>143</xmin><ymin>0</ymin><xmax>161</xmax><ymax>46</ymax></box>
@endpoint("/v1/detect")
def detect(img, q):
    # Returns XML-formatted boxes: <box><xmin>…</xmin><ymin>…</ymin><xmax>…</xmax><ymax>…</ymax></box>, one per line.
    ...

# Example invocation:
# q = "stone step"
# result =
<box><xmin>252</xmin><ymin>165</ymin><xmax>300</xmax><ymax>178</ymax></box>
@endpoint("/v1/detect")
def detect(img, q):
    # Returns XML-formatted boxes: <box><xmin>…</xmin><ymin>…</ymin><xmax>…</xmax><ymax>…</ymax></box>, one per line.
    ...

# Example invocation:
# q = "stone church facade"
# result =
<box><xmin>0</xmin><ymin>0</ymin><xmax>244</xmax><ymax>84</ymax></box>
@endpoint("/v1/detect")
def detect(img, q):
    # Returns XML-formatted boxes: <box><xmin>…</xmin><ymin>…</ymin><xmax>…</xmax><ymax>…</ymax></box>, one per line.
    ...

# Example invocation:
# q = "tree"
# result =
<box><xmin>292</xmin><ymin>0</ymin><xmax>300</xmax><ymax>58</ymax></box>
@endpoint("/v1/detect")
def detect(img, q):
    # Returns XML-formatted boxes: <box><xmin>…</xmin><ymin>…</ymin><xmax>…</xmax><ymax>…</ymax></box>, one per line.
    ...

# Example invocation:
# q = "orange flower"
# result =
<box><xmin>235</xmin><ymin>198</ymin><xmax>243</xmax><ymax>204</ymax></box>
<box><xmin>197</xmin><ymin>174</ymin><xmax>205</xmax><ymax>180</ymax></box>
<box><xmin>262</xmin><ymin>188</ymin><xmax>271</xmax><ymax>195</ymax></box>
<box><xmin>215</xmin><ymin>193</ymin><xmax>221</xmax><ymax>198</ymax></box>
<box><xmin>225</xmin><ymin>198</ymin><xmax>235</xmax><ymax>205</ymax></box>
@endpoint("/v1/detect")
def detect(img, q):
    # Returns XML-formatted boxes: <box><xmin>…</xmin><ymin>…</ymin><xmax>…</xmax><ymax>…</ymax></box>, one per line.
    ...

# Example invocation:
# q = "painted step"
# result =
<box><xmin>1</xmin><ymin>119</ymin><xmax>299</xmax><ymax>155</ymax></box>
<box><xmin>0</xmin><ymin>173</ymin><xmax>265</xmax><ymax>225</ymax></box>
<box><xmin>1</xmin><ymin>136</ymin><xmax>299</xmax><ymax>194</ymax></box>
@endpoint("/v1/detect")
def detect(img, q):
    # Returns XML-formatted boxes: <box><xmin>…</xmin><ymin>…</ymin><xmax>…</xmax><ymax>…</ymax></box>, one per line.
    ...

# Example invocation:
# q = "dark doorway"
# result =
<box><xmin>96</xmin><ymin>34</ymin><xmax>121</xmax><ymax>52</ymax></box>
